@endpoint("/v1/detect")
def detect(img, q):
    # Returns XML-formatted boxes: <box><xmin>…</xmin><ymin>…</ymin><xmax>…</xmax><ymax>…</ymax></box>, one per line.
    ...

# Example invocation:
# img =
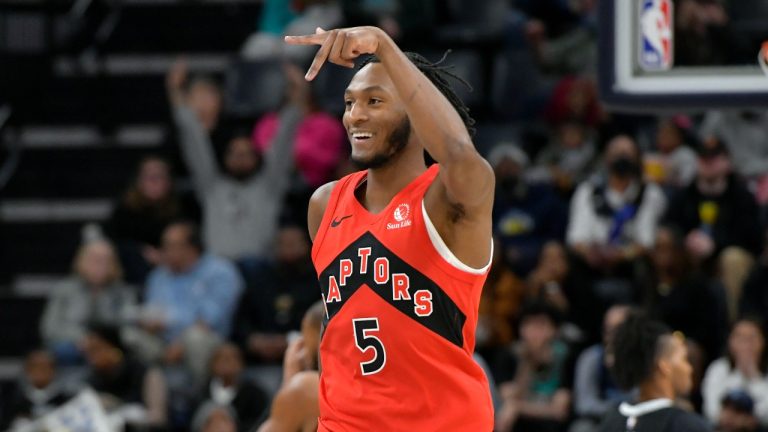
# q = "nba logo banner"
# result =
<box><xmin>639</xmin><ymin>0</ymin><xmax>673</xmax><ymax>71</ymax></box>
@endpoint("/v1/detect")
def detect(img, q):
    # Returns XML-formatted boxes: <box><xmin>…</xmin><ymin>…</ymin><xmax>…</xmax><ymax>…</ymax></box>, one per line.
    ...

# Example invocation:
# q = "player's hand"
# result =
<box><xmin>284</xmin><ymin>26</ymin><xmax>385</xmax><ymax>81</ymax></box>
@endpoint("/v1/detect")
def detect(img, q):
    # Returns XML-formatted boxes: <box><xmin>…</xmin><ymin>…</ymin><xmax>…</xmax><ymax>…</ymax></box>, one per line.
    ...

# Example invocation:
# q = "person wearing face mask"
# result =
<box><xmin>664</xmin><ymin>138</ymin><xmax>761</xmax><ymax>322</ymax></box>
<box><xmin>566</xmin><ymin>134</ymin><xmax>667</xmax><ymax>281</ymax></box>
<box><xmin>490</xmin><ymin>143</ymin><xmax>568</xmax><ymax>277</ymax></box>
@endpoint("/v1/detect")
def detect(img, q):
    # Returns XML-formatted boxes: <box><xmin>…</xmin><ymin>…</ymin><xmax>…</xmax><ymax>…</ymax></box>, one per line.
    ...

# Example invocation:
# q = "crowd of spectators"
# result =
<box><xmin>3</xmin><ymin>0</ymin><xmax>768</xmax><ymax>431</ymax></box>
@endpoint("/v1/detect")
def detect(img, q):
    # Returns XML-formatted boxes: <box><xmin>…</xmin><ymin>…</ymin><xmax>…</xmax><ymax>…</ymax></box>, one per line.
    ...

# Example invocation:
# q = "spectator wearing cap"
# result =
<box><xmin>700</xmin><ymin>110</ymin><xmax>768</xmax><ymax>180</ymax></box>
<box><xmin>493</xmin><ymin>302</ymin><xmax>573</xmax><ymax>432</ymax></box>
<box><xmin>644</xmin><ymin>116</ymin><xmax>698</xmax><ymax>190</ymax></box>
<box><xmin>566</xmin><ymin>134</ymin><xmax>666</xmax><ymax>287</ymax></box>
<box><xmin>83</xmin><ymin>325</ymin><xmax>168</xmax><ymax>431</ymax></box>
<box><xmin>490</xmin><ymin>143</ymin><xmax>568</xmax><ymax>276</ymax></box>
<box><xmin>702</xmin><ymin>318</ymin><xmax>768</xmax><ymax>427</ymax></box>
<box><xmin>664</xmin><ymin>137</ymin><xmax>761</xmax><ymax>321</ymax></box>
<box><xmin>718</xmin><ymin>390</ymin><xmax>765</xmax><ymax>432</ymax></box>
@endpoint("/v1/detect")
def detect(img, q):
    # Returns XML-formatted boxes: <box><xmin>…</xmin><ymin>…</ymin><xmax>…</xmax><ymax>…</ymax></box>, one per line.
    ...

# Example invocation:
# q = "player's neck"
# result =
<box><xmin>362</xmin><ymin>153</ymin><xmax>426</xmax><ymax>214</ymax></box>
<box><xmin>638</xmin><ymin>377</ymin><xmax>675</xmax><ymax>403</ymax></box>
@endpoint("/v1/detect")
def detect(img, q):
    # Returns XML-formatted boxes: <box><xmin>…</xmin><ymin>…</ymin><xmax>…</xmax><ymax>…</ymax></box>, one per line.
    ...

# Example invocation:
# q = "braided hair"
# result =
<box><xmin>359</xmin><ymin>51</ymin><xmax>476</xmax><ymax>137</ymax></box>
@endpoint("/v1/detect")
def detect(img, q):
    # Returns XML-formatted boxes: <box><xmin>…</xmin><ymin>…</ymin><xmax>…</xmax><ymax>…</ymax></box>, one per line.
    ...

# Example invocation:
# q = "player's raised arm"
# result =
<box><xmin>285</xmin><ymin>27</ymin><xmax>494</xmax><ymax>210</ymax></box>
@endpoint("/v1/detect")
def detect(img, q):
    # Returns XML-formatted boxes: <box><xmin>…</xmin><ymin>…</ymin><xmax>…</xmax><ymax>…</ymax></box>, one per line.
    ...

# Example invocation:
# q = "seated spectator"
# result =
<box><xmin>83</xmin><ymin>325</ymin><xmax>167</xmax><ymax>431</ymax></box>
<box><xmin>702</xmin><ymin>318</ymin><xmax>768</xmax><ymax>427</ymax></box>
<box><xmin>167</xmin><ymin>59</ymin><xmax>299</xmax><ymax>263</ymax></box>
<box><xmin>646</xmin><ymin>225</ymin><xmax>727</xmax><ymax>363</ymax></box>
<box><xmin>40</xmin><ymin>238</ymin><xmax>136</xmax><ymax>365</ymax></box>
<box><xmin>718</xmin><ymin>390</ymin><xmax>766</xmax><ymax>432</ymax></box>
<box><xmin>599</xmin><ymin>312</ymin><xmax>711</xmax><ymax>432</ymax></box>
<box><xmin>253</xmin><ymin>63</ymin><xmax>346</xmax><ymax>189</ymax></box>
<box><xmin>476</xmin><ymin>236</ymin><xmax>526</xmax><ymax>362</ymax></box>
<box><xmin>257</xmin><ymin>301</ymin><xmax>324</xmax><ymax>432</ymax></box>
<box><xmin>567</xmin><ymin>134</ymin><xmax>666</xmax><ymax>300</ymax></box>
<box><xmin>741</xmin><ymin>231</ymin><xmax>768</xmax><ymax>331</ymax></box>
<box><xmin>0</xmin><ymin>349</ymin><xmax>70</xmax><ymax>431</ymax></box>
<box><xmin>570</xmin><ymin>305</ymin><xmax>633</xmax><ymax>432</ymax></box>
<box><xmin>192</xmin><ymin>402</ymin><xmax>238</xmax><ymax>432</ymax></box>
<box><xmin>196</xmin><ymin>344</ymin><xmax>269</xmax><ymax>432</ymax></box>
<box><xmin>106</xmin><ymin>156</ymin><xmax>200</xmax><ymax>283</ymax></box>
<box><xmin>526</xmin><ymin>241</ymin><xmax>601</xmax><ymax>342</ymax></box>
<box><xmin>664</xmin><ymin>138</ymin><xmax>761</xmax><ymax>321</ymax></box>
<box><xmin>532</xmin><ymin>119</ymin><xmax>597</xmax><ymax>196</ymax></box>
<box><xmin>234</xmin><ymin>224</ymin><xmax>318</xmax><ymax>364</ymax></box>
<box><xmin>644</xmin><ymin>116</ymin><xmax>698</xmax><ymax>190</ymax></box>
<box><xmin>490</xmin><ymin>143</ymin><xmax>567</xmax><ymax>276</ymax></box>
<box><xmin>700</xmin><ymin>111</ymin><xmax>768</xmax><ymax>180</ymax></box>
<box><xmin>131</xmin><ymin>221</ymin><xmax>243</xmax><ymax>381</ymax></box>
<box><xmin>495</xmin><ymin>302</ymin><xmax>572</xmax><ymax>432</ymax></box>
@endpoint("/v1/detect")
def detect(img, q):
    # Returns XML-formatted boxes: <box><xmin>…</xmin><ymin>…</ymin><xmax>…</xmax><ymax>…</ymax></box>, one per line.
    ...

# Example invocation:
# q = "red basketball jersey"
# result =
<box><xmin>311</xmin><ymin>165</ymin><xmax>494</xmax><ymax>431</ymax></box>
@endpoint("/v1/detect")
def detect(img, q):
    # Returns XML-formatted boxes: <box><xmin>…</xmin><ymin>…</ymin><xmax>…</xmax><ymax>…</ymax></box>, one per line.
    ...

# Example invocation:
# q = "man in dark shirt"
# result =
<box><xmin>599</xmin><ymin>313</ymin><xmax>712</xmax><ymax>432</ymax></box>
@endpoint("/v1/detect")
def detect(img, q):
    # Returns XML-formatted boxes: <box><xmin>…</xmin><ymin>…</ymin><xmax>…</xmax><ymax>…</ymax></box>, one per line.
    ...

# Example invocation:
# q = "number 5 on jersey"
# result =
<box><xmin>353</xmin><ymin>318</ymin><xmax>386</xmax><ymax>375</ymax></box>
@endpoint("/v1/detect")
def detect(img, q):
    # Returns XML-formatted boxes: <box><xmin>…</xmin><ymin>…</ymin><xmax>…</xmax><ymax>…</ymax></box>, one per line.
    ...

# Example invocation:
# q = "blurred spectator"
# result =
<box><xmin>339</xmin><ymin>0</ymin><xmax>436</xmax><ymax>45</ymax></box>
<box><xmin>718</xmin><ymin>390</ymin><xmax>766</xmax><ymax>432</ymax></box>
<box><xmin>526</xmin><ymin>241</ymin><xmax>601</xmax><ymax>342</ymax></box>
<box><xmin>83</xmin><ymin>325</ymin><xmax>167</xmax><ymax>431</ymax></box>
<box><xmin>40</xmin><ymin>238</ymin><xmax>136</xmax><ymax>365</ymax></box>
<box><xmin>570</xmin><ymin>305</ymin><xmax>633</xmax><ymax>432</ymax></box>
<box><xmin>0</xmin><ymin>350</ymin><xmax>70</xmax><ymax>431</ymax></box>
<box><xmin>490</xmin><ymin>144</ymin><xmax>567</xmax><ymax>276</ymax></box>
<box><xmin>132</xmin><ymin>221</ymin><xmax>243</xmax><ymax>381</ymax></box>
<box><xmin>645</xmin><ymin>225</ymin><xmax>727</xmax><ymax>362</ymax></box>
<box><xmin>476</xmin><ymin>237</ymin><xmax>527</xmax><ymax>361</ymax></box>
<box><xmin>532</xmin><ymin>119</ymin><xmax>597</xmax><ymax>196</ymax></box>
<box><xmin>702</xmin><ymin>318</ymin><xmax>768</xmax><ymax>427</ymax></box>
<box><xmin>644</xmin><ymin>116</ymin><xmax>698</xmax><ymax>190</ymax></box>
<box><xmin>495</xmin><ymin>302</ymin><xmax>572</xmax><ymax>432</ymax></box>
<box><xmin>234</xmin><ymin>224</ymin><xmax>318</xmax><ymax>364</ymax></box>
<box><xmin>508</xmin><ymin>0</ymin><xmax>598</xmax><ymax>75</ymax></box>
<box><xmin>545</xmin><ymin>77</ymin><xmax>603</xmax><ymax>127</ymax></box>
<box><xmin>257</xmin><ymin>301</ymin><xmax>324</xmax><ymax>432</ymax></box>
<box><xmin>167</xmin><ymin>60</ymin><xmax>299</xmax><ymax>263</ymax></box>
<box><xmin>106</xmin><ymin>156</ymin><xmax>200</xmax><ymax>283</ymax></box>
<box><xmin>675</xmin><ymin>0</ymin><xmax>751</xmax><ymax>66</ymax></box>
<box><xmin>700</xmin><ymin>111</ymin><xmax>768</xmax><ymax>180</ymax></box>
<box><xmin>192</xmin><ymin>402</ymin><xmax>238</xmax><ymax>432</ymax></box>
<box><xmin>741</xmin><ymin>232</ymin><xmax>768</xmax><ymax>331</ymax></box>
<box><xmin>567</xmin><ymin>135</ymin><xmax>666</xmax><ymax>276</ymax></box>
<box><xmin>241</xmin><ymin>0</ymin><xmax>342</xmax><ymax>63</ymax></box>
<box><xmin>196</xmin><ymin>344</ymin><xmax>269</xmax><ymax>432</ymax></box>
<box><xmin>252</xmin><ymin>63</ymin><xmax>346</xmax><ymax>189</ymax></box>
<box><xmin>664</xmin><ymin>138</ymin><xmax>761</xmax><ymax>321</ymax></box>
<box><xmin>599</xmin><ymin>313</ymin><xmax>710</xmax><ymax>432</ymax></box>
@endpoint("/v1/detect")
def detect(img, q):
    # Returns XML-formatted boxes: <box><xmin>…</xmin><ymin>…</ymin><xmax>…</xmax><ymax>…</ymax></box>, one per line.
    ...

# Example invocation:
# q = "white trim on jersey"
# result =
<box><xmin>421</xmin><ymin>200</ymin><xmax>493</xmax><ymax>275</ymax></box>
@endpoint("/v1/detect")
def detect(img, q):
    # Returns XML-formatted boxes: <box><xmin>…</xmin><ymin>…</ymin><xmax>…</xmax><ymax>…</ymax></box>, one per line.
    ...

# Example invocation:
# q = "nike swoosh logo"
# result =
<box><xmin>330</xmin><ymin>215</ymin><xmax>353</xmax><ymax>228</ymax></box>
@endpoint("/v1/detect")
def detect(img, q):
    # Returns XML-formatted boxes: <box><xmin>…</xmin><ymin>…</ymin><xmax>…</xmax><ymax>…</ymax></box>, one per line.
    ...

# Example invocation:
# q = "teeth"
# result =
<box><xmin>352</xmin><ymin>132</ymin><xmax>373</xmax><ymax>139</ymax></box>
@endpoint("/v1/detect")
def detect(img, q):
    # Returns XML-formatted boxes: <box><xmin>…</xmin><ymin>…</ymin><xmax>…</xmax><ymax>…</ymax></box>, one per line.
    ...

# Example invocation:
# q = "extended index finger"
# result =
<box><xmin>284</xmin><ymin>32</ymin><xmax>326</xmax><ymax>46</ymax></box>
<box><xmin>303</xmin><ymin>30</ymin><xmax>337</xmax><ymax>81</ymax></box>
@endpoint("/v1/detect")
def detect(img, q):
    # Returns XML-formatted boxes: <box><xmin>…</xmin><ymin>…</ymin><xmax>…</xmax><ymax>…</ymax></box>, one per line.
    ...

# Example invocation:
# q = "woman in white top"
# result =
<box><xmin>702</xmin><ymin>317</ymin><xmax>768</xmax><ymax>426</ymax></box>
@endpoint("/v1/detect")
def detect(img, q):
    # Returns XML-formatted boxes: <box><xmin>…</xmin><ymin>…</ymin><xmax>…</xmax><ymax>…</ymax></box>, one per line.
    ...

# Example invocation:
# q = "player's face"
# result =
<box><xmin>343</xmin><ymin>63</ymin><xmax>412</xmax><ymax>170</ymax></box>
<box><xmin>662</xmin><ymin>335</ymin><xmax>694</xmax><ymax>396</ymax></box>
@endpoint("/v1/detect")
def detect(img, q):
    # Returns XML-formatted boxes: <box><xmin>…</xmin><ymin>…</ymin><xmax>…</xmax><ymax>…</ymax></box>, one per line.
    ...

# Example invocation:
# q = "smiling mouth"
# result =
<box><xmin>350</xmin><ymin>132</ymin><xmax>375</xmax><ymax>144</ymax></box>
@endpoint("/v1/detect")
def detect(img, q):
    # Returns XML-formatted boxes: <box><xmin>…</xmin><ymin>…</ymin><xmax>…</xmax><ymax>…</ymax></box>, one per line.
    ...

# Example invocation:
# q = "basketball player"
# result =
<box><xmin>258</xmin><ymin>301</ymin><xmax>324</xmax><ymax>432</ymax></box>
<box><xmin>285</xmin><ymin>26</ymin><xmax>495</xmax><ymax>430</ymax></box>
<box><xmin>599</xmin><ymin>312</ymin><xmax>712</xmax><ymax>432</ymax></box>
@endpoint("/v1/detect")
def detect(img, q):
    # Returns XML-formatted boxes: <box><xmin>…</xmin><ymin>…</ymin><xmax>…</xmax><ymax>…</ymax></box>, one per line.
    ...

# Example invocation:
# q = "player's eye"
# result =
<box><xmin>344</xmin><ymin>100</ymin><xmax>353</xmax><ymax>109</ymax></box>
<box><xmin>369</xmin><ymin>98</ymin><xmax>382</xmax><ymax>105</ymax></box>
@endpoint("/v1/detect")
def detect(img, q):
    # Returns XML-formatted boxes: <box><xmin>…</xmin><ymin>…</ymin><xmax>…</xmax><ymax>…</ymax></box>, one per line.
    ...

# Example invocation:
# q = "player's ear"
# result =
<box><xmin>656</xmin><ymin>356</ymin><xmax>672</xmax><ymax>379</ymax></box>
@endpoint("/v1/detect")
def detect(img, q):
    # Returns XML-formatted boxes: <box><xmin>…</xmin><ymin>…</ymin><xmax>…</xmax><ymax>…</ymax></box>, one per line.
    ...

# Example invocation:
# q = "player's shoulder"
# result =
<box><xmin>309</xmin><ymin>180</ymin><xmax>339</xmax><ymax>210</ymax></box>
<box><xmin>279</xmin><ymin>371</ymin><xmax>320</xmax><ymax>405</ymax></box>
